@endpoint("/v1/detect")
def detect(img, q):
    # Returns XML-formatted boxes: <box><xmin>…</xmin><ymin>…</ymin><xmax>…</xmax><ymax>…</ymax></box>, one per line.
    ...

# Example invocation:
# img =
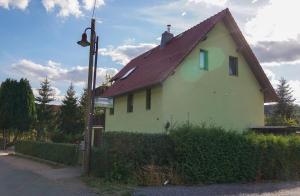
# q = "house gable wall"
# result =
<box><xmin>161</xmin><ymin>21</ymin><xmax>264</xmax><ymax>130</ymax></box>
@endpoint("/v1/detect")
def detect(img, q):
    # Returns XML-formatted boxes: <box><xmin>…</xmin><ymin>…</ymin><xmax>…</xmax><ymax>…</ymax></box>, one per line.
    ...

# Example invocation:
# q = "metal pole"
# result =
<box><xmin>83</xmin><ymin>18</ymin><xmax>96</xmax><ymax>175</ymax></box>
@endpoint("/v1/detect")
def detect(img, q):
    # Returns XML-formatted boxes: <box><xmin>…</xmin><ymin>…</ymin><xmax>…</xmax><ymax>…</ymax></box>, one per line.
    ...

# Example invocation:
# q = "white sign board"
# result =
<box><xmin>95</xmin><ymin>97</ymin><xmax>113</xmax><ymax>108</ymax></box>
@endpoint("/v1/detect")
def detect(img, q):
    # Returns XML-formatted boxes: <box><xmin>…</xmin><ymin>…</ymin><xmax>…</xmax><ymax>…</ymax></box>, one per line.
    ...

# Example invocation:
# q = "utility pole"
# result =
<box><xmin>83</xmin><ymin>18</ymin><xmax>96</xmax><ymax>175</ymax></box>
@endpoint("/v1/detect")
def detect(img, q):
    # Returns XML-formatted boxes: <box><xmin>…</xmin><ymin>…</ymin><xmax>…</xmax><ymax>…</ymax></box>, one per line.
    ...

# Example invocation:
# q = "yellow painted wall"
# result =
<box><xmin>105</xmin><ymin>85</ymin><xmax>165</xmax><ymax>133</ymax></box>
<box><xmin>161</xmin><ymin>21</ymin><xmax>264</xmax><ymax>130</ymax></box>
<box><xmin>105</xmin><ymin>21</ymin><xmax>264</xmax><ymax>132</ymax></box>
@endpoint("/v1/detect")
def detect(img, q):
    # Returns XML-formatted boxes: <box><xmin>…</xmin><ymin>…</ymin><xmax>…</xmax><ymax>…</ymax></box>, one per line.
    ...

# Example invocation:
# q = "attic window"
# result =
<box><xmin>177</xmin><ymin>33</ymin><xmax>183</xmax><ymax>38</ymax></box>
<box><xmin>121</xmin><ymin>67</ymin><xmax>136</xmax><ymax>80</ymax></box>
<box><xmin>229</xmin><ymin>56</ymin><xmax>238</xmax><ymax>76</ymax></box>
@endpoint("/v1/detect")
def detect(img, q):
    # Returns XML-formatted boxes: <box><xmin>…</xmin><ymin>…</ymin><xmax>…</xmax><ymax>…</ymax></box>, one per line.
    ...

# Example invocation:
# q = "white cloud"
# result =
<box><xmin>181</xmin><ymin>11</ymin><xmax>186</xmax><ymax>16</ymax></box>
<box><xmin>11</xmin><ymin>59</ymin><xmax>118</xmax><ymax>85</ymax></box>
<box><xmin>263</xmin><ymin>68</ymin><xmax>278</xmax><ymax>86</ymax></box>
<box><xmin>187</xmin><ymin>0</ymin><xmax>228</xmax><ymax>7</ymax></box>
<box><xmin>262</xmin><ymin>60</ymin><xmax>300</xmax><ymax>67</ymax></box>
<box><xmin>245</xmin><ymin>0</ymin><xmax>300</xmax><ymax>43</ymax></box>
<box><xmin>289</xmin><ymin>80</ymin><xmax>300</xmax><ymax>105</ymax></box>
<box><xmin>41</xmin><ymin>0</ymin><xmax>105</xmax><ymax>17</ymax></box>
<box><xmin>263</xmin><ymin>68</ymin><xmax>300</xmax><ymax>105</ymax></box>
<box><xmin>42</xmin><ymin>0</ymin><xmax>82</xmax><ymax>17</ymax></box>
<box><xmin>83</xmin><ymin>0</ymin><xmax>104</xmax><ymax>10</ymax></box>
<box><xmin>0</xmin><ymin>0</ymin><xmax>30</xmax><ymax>10</ymax></box>
<box><xmin>99</xmin><ymin>43</ymin><xmax>157</xmax><ymax>65</ymax></box>
<box><xmin>10</xmin><ymin>59</ymin><xmax>118</xmax><ymax>104</ymax></box>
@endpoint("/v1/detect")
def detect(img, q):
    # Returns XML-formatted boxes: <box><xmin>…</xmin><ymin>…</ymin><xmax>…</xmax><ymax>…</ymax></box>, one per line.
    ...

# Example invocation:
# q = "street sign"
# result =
<box><xmin>95</xmin><ymin>97</ymin><xmax>113</xmax><ymax>108</ymax></box>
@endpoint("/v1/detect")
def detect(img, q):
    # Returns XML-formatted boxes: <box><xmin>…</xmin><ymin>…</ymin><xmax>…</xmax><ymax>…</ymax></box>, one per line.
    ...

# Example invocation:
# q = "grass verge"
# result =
<box><xmin>81</xmin><ymin>176</ymin><xmax>137</xmax><ymax>196</ymax></box>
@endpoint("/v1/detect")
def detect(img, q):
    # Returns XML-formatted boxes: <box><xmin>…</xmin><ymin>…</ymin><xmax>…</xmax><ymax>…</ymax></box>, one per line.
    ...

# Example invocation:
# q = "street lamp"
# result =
<box><xmin>77</xmin><ymin>18</ymin><xmax>99</xmax><ymax>175</ymax></box>
<box><xmin>77</xmin><ymin>32</ymin><xmax>90</xmax><ymax>47</ymax></box>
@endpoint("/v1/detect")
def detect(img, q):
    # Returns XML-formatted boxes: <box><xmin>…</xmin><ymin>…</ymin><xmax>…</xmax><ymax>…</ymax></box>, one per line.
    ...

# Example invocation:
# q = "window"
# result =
<box><xmin>146</xmin><ymin>88</ymin><xmax>151</xmax><ymax>110</ymax></box>
<box><xmin>121</xmin><ymin>67</ymin><xmax>136</xmax><ymax>80</ymax></box>
<box><xmin>127</xmin><ymin>94</ymin><xmax>133</xmax><ymax>113</ymax></box>
<box><xmin>199</xmin><ymin>49</ymin><xmax>208</xmax><ymax>70</ymax></box>
<box><xmin>229</xmin><ymin>56</ymin><xmax>238</xmax><ymax>76</ymax></box>
<box><xmin>109</xmin><ymin>98</ymin><xmax>114</xmax><ymax>115</ymax></box>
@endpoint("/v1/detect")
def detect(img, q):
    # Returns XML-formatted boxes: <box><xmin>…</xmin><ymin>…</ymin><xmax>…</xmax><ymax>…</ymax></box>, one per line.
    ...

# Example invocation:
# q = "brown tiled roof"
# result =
<box><xmin>101</xmin><ymin>8</ymin><xmax>278</xmax><ymax>102</ymax></box>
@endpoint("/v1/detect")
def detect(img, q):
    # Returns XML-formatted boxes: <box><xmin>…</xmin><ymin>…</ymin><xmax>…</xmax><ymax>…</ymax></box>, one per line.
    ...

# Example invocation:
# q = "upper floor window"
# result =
<box><xmin>146</xmin><ymin>88</ymin><xmax>151</xmax><ymax>110</ymax></box>
<box><xmin>199</xmin><ymin>49</ymin><xmax>208</xmax><ymax>70</ymax></box>
<box><xmin>109</xmin><ymin>98</ymin><xmax>115</xmax><ymax>115</ymax></box>
<box><xmin>127</xmin><ymin>94</ymin><xmax>133</xmax><ymax>113</ymax></box>
<box><xmin>229</xmin><ymin>56</ymin><xmax>238</xmax><ymax>76</ymax></box>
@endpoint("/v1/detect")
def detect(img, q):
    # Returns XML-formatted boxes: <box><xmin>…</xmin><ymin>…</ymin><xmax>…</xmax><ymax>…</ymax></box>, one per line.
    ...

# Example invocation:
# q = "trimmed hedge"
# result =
<box><xmin>91</xmin><ymin>127</ymin><xmax>300</xmax><ymax>184</ymax></box>
<box><xmin>15</xmin><ymin>140</ymin><xmax>79</xmax><ymax>165</ymax></box>
<box><xmin>171</xmin><ymin>126</ymin><xmax>257</xmax><ymax>183</ymax></box>
<box><xmin>91</xmin><ymin>132</ymin><xmax>174</xmax><ymax>182</ymax></box>
<box><xmin>247</xmin><ymin>134</ymin><xmax>300</xmax><ymax>181</ymax></box>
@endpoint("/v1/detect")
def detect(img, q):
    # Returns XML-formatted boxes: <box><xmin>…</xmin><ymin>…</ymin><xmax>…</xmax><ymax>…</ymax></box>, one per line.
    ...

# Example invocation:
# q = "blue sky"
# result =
<box><xmin>0</xmin><ymin>0</ymin><xmax>300</xmax><ymax>104</ymax></box>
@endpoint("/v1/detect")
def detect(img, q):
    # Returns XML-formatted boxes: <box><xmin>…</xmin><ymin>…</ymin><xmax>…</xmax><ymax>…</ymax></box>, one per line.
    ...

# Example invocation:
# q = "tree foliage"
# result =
<box><xmin>0</xmin><ymin>78</ymin><xmax>36</xmax><ymax>132</ymax></box>
<box><xmin>35</xmin><ymin>77</ymin><xmax>56</xmax><ymax>138</ymax></box>
<box><xmin>79</xmin><ymin>87</ymin><xmax>88</xmax><ymax>131</ymax></box>
<box><xmin>59</xmin><ymin>83</ymin><xmax>81</xmax><ymax>136</ymax></box>
<box><xmin>274</xmin><ymin>78</ymin><xmax>296</xmax><ymax>119</ymax></box>
<box><xmin>268</xmin><ymin>78</ymin><xmax>298</xmax><ymax>125</ymax></box>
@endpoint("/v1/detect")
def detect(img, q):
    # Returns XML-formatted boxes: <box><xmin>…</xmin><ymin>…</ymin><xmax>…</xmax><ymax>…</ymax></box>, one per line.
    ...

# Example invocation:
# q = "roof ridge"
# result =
<box><xmin>125</xmin><ymin>8</ymin><xmax>229</xmax><ymax>64</ymax></box>
<box><xmin>174</xmin><ymin>8</ymin><xmax>229</xmax><ymax>39</ymax></box>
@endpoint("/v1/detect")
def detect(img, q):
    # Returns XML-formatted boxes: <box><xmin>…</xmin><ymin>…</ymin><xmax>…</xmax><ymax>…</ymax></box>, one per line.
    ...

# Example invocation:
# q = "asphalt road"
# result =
<box><xmin>0</xmin><ymin>154</ymin><xmax>98</xmax><ymax>196</ymax></box>
<box><xmin>134</xmin><ymin>181</ymin><xmax>300</xmax><ymax>196</ymax></box>
<box><xmin>2</xmin><ymin>152</ymin><xmax>300</xmax><ymax>196</ymax></box>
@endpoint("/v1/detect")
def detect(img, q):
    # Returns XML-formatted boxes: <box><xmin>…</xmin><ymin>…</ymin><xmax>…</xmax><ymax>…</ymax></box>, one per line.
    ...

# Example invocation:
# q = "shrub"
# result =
<box><xmin>90</xmin><ymin>127</ymin><xmax>300</xmax><ymax>185</ymax></box>
<box><xmin>170</xmin><ymin>125</ymin><xmax>257</xmax><ymax>183</ymax></box>
<box><xmin>247</xmin><ymin>133</ymin><xmax>300</xmax><ymax>181</ymax></box>
<box><xmin>15</xmin><ymin>140</ymin><xmax>79</xmax><ymax>165</ymax></box>
<box><xmin>91</xmin><ymin>132</ymin><xmax>174</xmax><ymax>182</ymax></box>
<box><xmin>51</xmin><ymin>130</ymin><xmax>82</xmax><ymax>144</ymax></box>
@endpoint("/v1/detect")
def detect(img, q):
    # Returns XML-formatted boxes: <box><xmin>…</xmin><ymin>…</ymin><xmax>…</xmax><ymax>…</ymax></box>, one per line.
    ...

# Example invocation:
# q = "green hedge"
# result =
<box><xmin>91</xmin><ymin>132</ymin><xmax>174</xmax><ymax>182</ymax></box>
<box><xmin>171</xmin><ymin>126</ymin><xmax>257</xmax><ymax>183</ymax></box>
<box><xmin>91</xmin><ymin>127</ymin><xmax>300</xmax><ymax>184</ymax></box>
<box><xmin>247</xmin><ymin>134</ymin><xmax>300</xmax><ymax>181</ymax></box>
<box><xmin>15</xmin><ymin>140</ymin><xmax>79</xmax><ymax>165</ymax></box>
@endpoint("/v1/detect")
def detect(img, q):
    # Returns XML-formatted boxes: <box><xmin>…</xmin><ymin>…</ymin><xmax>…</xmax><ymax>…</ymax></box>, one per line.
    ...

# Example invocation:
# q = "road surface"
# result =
<box><xmin>0</xmin><ymin>152</ymin><xmax>98</xmax><ymax>196</ymax></box>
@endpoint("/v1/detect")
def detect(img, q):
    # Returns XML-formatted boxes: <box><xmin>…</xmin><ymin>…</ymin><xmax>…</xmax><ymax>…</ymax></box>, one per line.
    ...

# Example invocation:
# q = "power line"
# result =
<box><xmin>92</xmin><ymin>0</ymin><xmax>96</xmax><ymax>18</ymax></box>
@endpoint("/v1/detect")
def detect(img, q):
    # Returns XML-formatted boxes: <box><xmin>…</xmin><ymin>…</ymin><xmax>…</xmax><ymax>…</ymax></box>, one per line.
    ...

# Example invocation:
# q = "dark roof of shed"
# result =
<box><xmin>101</xmin><ymin>8</ymin><xmax>278</xmax><ymax>102</ymax></box>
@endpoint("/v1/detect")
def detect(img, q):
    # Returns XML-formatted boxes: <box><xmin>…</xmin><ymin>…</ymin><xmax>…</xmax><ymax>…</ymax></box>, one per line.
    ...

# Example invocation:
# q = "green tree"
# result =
<box><xmin>274</xmin><ymin>78</ymin><xmax>296</xmax><ymax>118</ymax></box>
<box><xmin>59</xmin><ymin>83</ymin><xmax>81</xmax><ymax>136</ymax></box>
<box><xmin>0</xmin><ymin>79</ymin><xmax>36</xmax><ymax>148</ymax></box>
<box><xmin>269</xmin><ymin>78</ymin><xmax>297</xmax><ymax>125</ymax></box>
<box><xmin>79</xmin><ymin>87</ymin><xmax>88</xmax><ymax>133</ymax></box>
<box><xmin>35</xmin><ymin>77</ymin><xmax>56</xmax><ymax>139</ymax></box>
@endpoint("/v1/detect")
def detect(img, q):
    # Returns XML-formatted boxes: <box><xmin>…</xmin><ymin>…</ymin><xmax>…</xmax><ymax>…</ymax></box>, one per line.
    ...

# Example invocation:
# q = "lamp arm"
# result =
<box><xmin>84</xmin><ymin>27</ymin><xmax>96</xmax><ymax>35</ymax></box>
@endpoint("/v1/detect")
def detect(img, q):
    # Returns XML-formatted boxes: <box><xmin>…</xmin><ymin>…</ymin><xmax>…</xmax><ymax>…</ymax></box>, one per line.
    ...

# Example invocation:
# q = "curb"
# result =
<box><xmin>14</xmin><ymin>152</ymin><xmax>66</xmax><ymax>168</ymax></box>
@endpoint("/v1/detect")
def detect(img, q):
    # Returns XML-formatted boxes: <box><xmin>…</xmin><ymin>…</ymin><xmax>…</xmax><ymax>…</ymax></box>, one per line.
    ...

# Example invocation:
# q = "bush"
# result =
<box><xmin>247</xmin><ymin>133</ymin><xmax>300</xmax><ymax>181</ymax></box>
<box><xmin>15</xmin><ymin>140</ymin><xmax>79</xmax><ymax>165</ymax></box>
<box><xmin>170</xmin><ymin>125</ymin><xmax>257</xmax><ymax>183</ymax></box>
<box><xmin>51</xmin><ymin>130</ymin><xmax>82</xmax><ymax>144</ymax></box>
<box><xmin>91</xmin><ymin>132</ymin><xmax>174</xmax><ymax>182</ymax></box>
<box><xmin>91</xmin><ymin>126</ymin><xmax>300</xmax><ymax>185</ymax></box>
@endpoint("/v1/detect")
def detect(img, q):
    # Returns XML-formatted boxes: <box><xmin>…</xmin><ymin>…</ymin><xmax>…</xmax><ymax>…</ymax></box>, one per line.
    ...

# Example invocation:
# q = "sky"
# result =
<box><xmin>0</xmin><ymin>0</ymin><xmax>300</xmax><ymax>105</ymax></box>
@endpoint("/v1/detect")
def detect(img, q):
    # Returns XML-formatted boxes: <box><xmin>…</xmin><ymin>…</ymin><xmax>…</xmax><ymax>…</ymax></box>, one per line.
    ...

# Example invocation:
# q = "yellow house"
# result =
<box><xmin>98</xmin><ymin>8</ymin><xmax>277</xmax><ymax>133</ymax></box>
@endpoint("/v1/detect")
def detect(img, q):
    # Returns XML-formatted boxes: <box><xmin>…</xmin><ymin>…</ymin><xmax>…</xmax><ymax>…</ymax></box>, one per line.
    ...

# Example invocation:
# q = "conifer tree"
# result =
<box><xmin>79</xmin><ymin>87</ymin><xmax>88</xmax><ymax>132</ymax></box>
<box><xmin>274</xmin><ymin>78</ymin><xmax>296</xmax><ymax>119</ymax></box>
<box><xmin>35</xmin><ymin>77</ymin><xmax>56</xmax><ymax>139</ymax></box>
<box><xmin>59</xmin><ymin>83</ymin><xmax>81</xmax><ymax>135</ymax></box>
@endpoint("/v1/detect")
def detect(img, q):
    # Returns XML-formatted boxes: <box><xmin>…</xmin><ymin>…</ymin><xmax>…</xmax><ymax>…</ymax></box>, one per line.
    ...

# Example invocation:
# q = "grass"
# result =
<box><xmin>81</xmin><ymin>176</ymin><xmax>138</xmax><ymax>196</ymax></box>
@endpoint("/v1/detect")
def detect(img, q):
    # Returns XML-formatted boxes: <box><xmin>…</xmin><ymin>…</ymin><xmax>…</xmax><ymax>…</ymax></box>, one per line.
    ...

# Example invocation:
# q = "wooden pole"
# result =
<box><xmin>83</xmin><ymin>18</ymin><xmax>96</xmax><ymax>175</ymax></box>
